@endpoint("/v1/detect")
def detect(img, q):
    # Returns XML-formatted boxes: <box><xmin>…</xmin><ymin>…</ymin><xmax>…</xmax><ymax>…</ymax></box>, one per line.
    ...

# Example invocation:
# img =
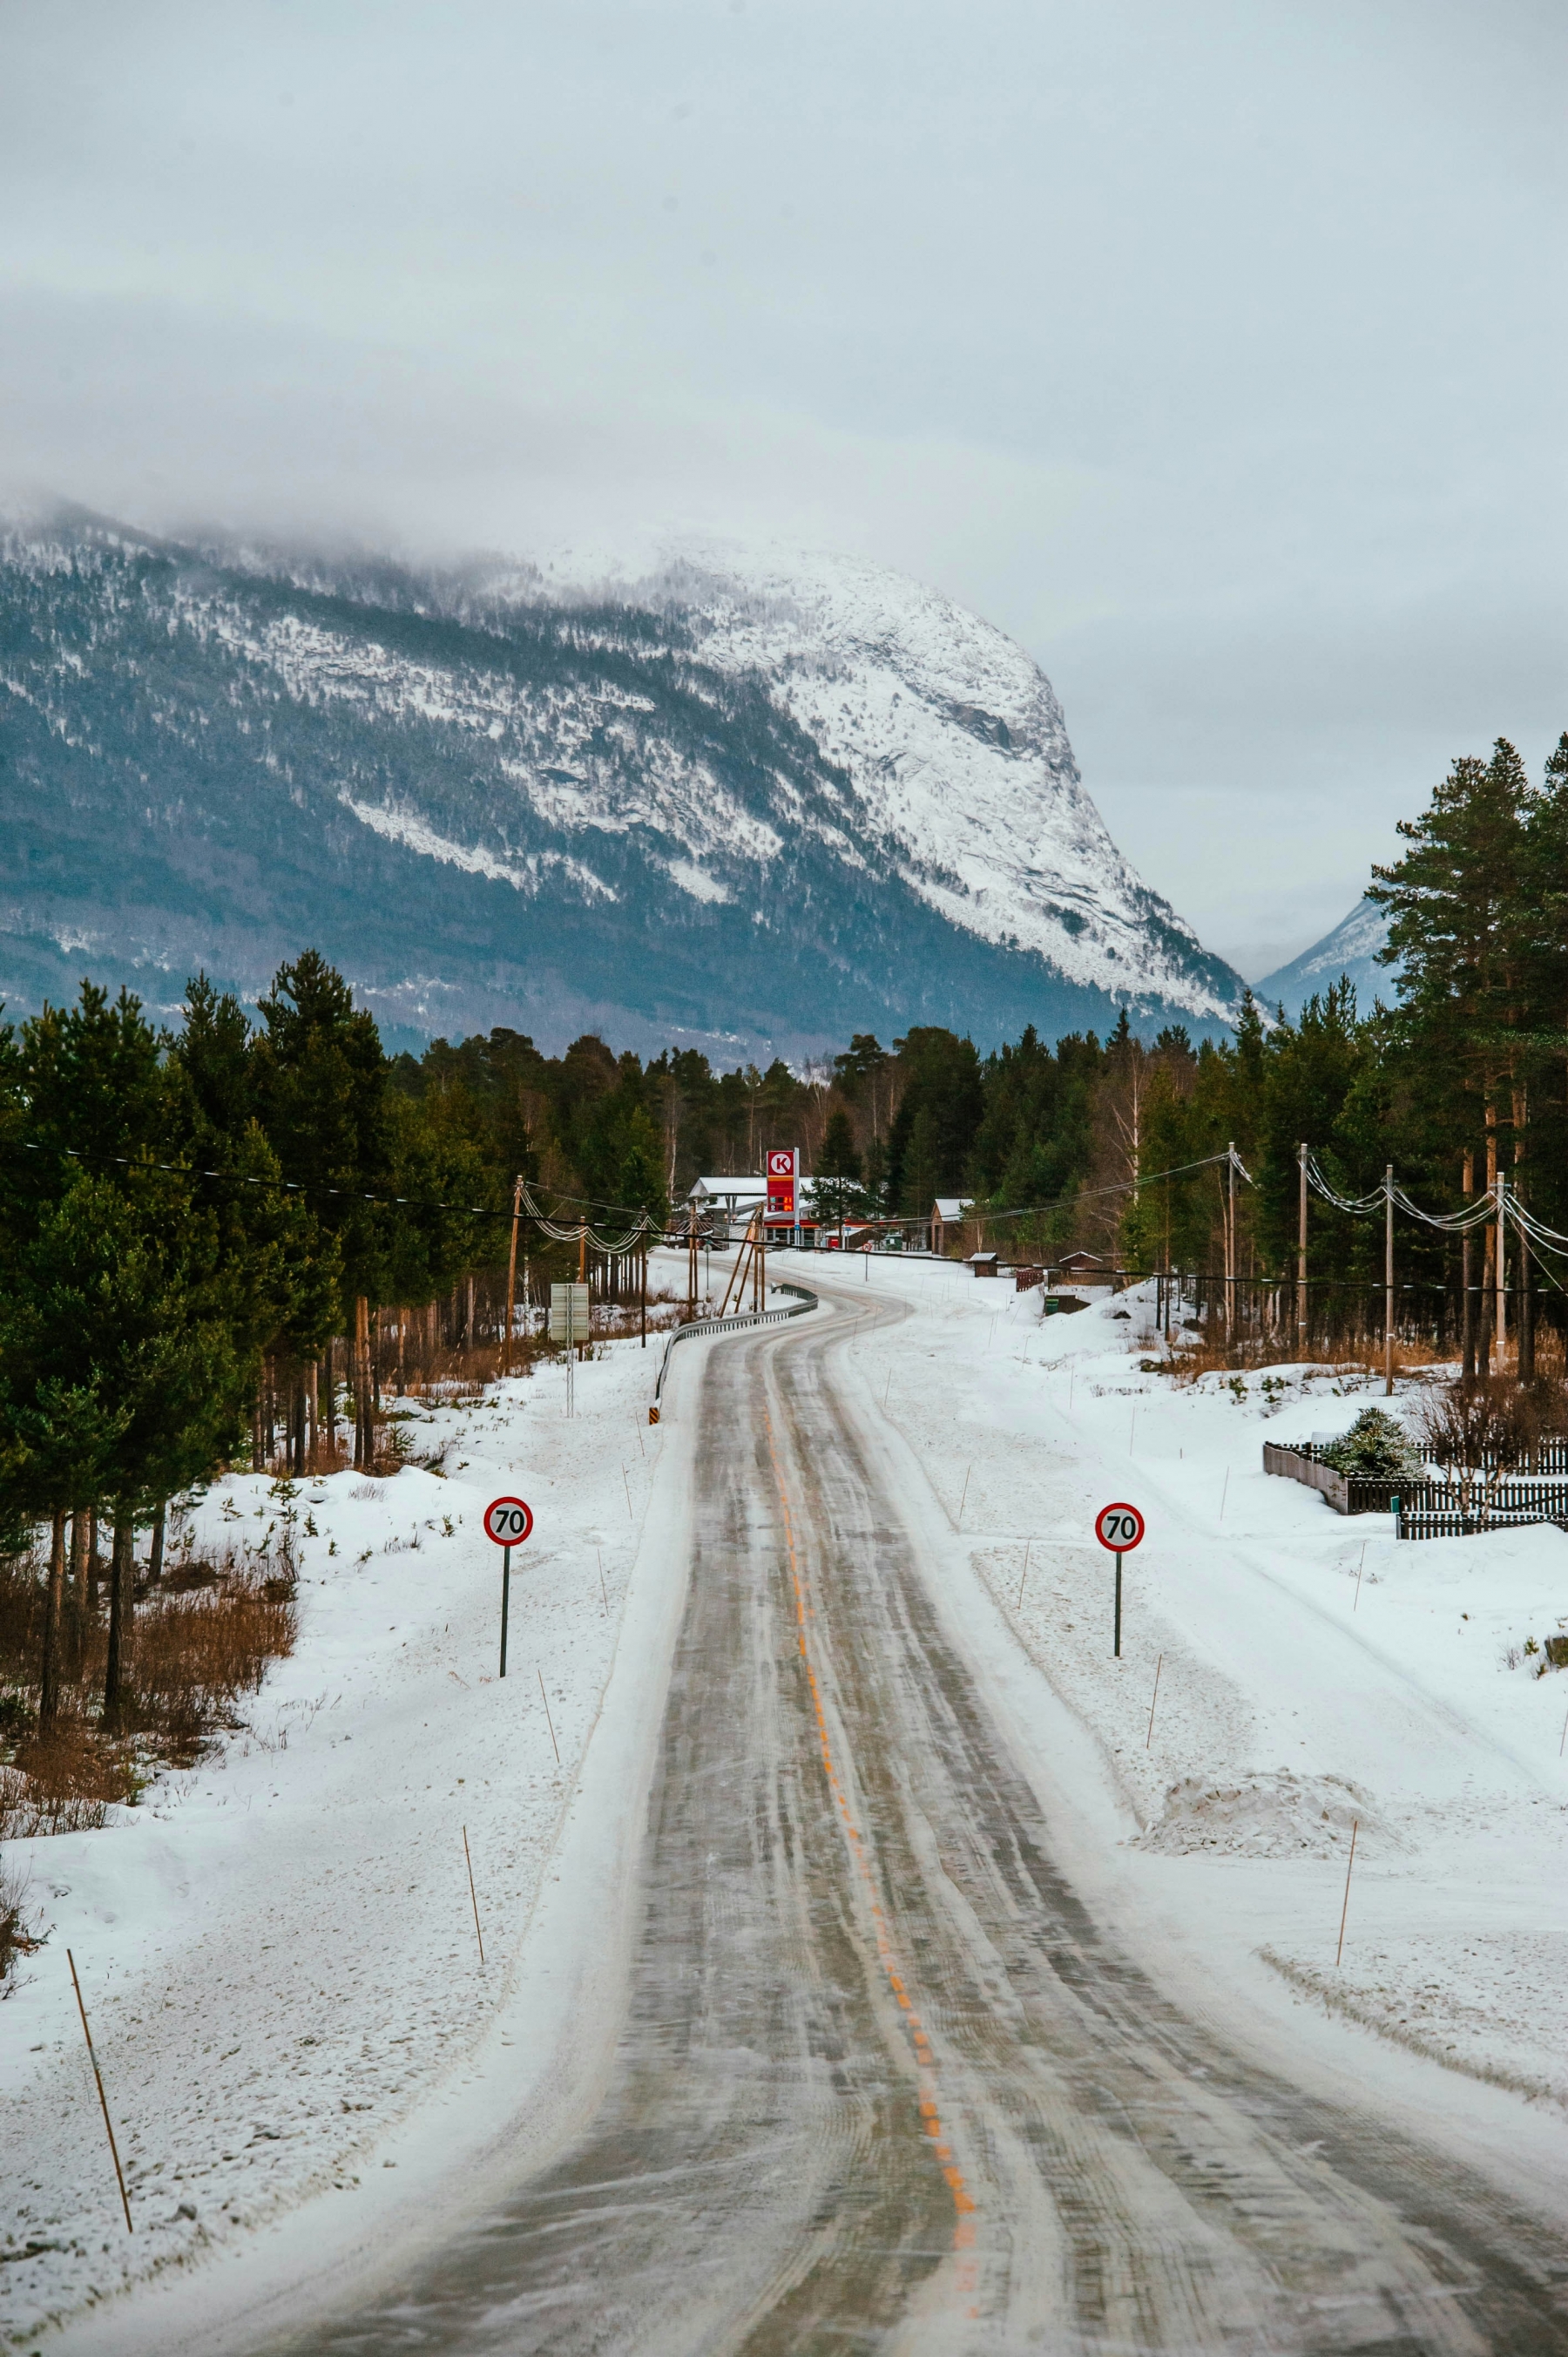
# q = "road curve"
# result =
<box><xmin>281</xmin><ymin>1290</ymin><xmax>1568</xmax><ymax>2354</ymax></box>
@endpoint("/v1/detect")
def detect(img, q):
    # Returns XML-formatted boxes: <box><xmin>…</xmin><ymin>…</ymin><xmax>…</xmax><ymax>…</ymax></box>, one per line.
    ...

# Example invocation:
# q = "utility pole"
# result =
<box><xmin>1461</xmin><ymin>1149</ymin><xmax>1475</xmax><ymax>1379</ymax></box>
<box><xmin>1383</xmin><ymin>1164</ymin><xmax>1395</xmax><ymax>1396</ymax></box>
<box><xmin>755</xmin><ymin>1208</ymin><xmax>766</xmax><ymax>1311</ymax></box>
<box><xmin>1297</xmin><ymin>1141</ymin><xmax>1308</xmax><ymax>1356</ymax></box>
<box><xmin>687</xmin><ymin>1203</ymin><xmax>698</xmax><ymax>1318</ymax></box>
<box><xmin>1496</xmin><ymin>1173</ymin><xmax>1508</xmax><ymax>1355</ymax></box>
<box><xmin>1226</xmin><ymin>1141</ymin><xmax>1236</xmax><ymax>1343</ymax></box>
<box><xmin>639</xmin><ymin>1234</ymin><xmax>647</xmax><ymax>1349</ymax></box>
<box><xmin>503</xmin><ymin>1175</ymin><xmax>523</xmax><ymax>1378</ymax></box>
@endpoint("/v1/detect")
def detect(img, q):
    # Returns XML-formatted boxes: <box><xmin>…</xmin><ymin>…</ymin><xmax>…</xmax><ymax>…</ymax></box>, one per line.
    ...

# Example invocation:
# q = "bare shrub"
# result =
<box><xmin>1416</xmin><ymin>1374</ymin><xmax>1568</xmax><ymax>1469</ymax></box>
<box><xmin>0</xmin><ymin>1546</ymin><xmax>300</xmax><ymax>1818</ymax></box>
<box><xmin>1</xmin><ymin>1719</ymin><xmax>139</xmax><ymax>1836</ymax></box>
<box><xmin>128</xmin><ymin>1573</ymin><xmax>298</xmax><ymax>1755</ymax></box>
<box><xmin>0</xmin><ymin>1855</ymin><xmax>42</xmax><ymax>1989</ymax></box>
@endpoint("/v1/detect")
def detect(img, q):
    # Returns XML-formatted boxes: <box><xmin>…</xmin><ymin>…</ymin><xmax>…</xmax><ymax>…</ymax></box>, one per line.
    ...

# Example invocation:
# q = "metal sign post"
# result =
<box><xmin>767</xmin><ymin>1148</ymin><xmax>797</xmax><ymax>1251</ymax></box>
<box><xmin>550</xmin><ymin>1282</ymin><xmax>591</xmax><ymax>1418</ymax></box>
<box><xmin>483</xmin><ymin>1495</ymin><xmax>535</xmax><ymax>1675</ymax></box>
<box><xmin>1093</xmin><ymin>1501</ymin><xmax>1146</xmax><ymax>1657</ymax></box>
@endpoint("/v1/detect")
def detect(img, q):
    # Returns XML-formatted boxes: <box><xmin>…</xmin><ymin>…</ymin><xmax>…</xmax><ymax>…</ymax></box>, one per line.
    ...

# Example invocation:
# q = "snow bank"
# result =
<box><xmin>0</xmin><ymin>1277</ymin><xmax>690</xmax><ymax>2347</ymax></box>
<box><xmin>808</xmin><ymin>1250</ymin><xmax>1568</xmax><ymax>2135</ymax></box>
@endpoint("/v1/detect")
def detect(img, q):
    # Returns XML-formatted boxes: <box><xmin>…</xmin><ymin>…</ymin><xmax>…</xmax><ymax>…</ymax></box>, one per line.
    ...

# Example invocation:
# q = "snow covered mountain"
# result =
<box><xmin>0</xmin><ymin>510</ymin><xmax>1247</xmax><ymax>1056</ymax></box>
<box><xmin>1254</xmin><ymin>897</ymin><xmax>1398</xmax><ymax>1019</ymax></box>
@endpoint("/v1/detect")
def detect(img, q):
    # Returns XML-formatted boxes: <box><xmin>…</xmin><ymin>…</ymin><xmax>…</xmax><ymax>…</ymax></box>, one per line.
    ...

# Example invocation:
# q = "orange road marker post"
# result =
<box><xmin>537</xmin><ymin>1668</ymin><xmax>560</xmax><ymax>1764</ymax></box>
<box><xmin>67</xmin><ymin>1950</ymin><xmax>132</xmax><ymax>2234</ymax></box>
<box><xmin>1335</xmin><ymin>1819</ymin><xmax>1359</xmax><ymax>1966</ymax></box>
<box><xmin>1145</xmin><ymin>1653</ymin><xmax>1164</xmax><ymax>1747</ymax></box>
<box><xmin>462</xmin><ymin>1826</ymin><xmax>485</xmax><ymax>1967</ymax></box>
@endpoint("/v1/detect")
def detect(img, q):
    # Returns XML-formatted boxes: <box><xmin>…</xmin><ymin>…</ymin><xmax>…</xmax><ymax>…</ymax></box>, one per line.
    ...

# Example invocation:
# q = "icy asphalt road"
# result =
<box><xmin>277</xmin><ymin>1288</ymin><xmax>1568</xmax><ymax>2355</ymax></box>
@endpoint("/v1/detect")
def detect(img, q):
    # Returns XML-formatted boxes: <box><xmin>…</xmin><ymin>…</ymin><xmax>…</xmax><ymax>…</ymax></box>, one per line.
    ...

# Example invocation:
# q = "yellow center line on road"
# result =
<box><xmin>762</xmin><ymin>1400</ymin><xmax>979</xmax><ymax>2266</ymax></box>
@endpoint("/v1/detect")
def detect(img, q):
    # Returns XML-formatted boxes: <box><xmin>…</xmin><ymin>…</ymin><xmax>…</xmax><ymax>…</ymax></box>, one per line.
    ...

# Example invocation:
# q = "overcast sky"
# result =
<box><xmin>3</xmin><ymin>0</ymin><xmax>1563</xmax><ymax>977</ymax></box>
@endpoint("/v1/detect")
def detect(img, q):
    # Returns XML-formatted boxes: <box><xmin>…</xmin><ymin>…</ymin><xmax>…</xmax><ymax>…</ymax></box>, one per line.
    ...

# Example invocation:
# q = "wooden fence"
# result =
<box><xmin>1263</xmin><ymin>1442</ymin><xmax>1568</xmax><ymax>1541</ymax></box>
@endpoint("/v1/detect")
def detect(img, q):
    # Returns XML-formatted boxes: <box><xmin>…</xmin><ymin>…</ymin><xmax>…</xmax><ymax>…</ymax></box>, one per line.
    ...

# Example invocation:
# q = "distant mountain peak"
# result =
<box><xmin>0</xmin><ymin>511</ymin><xmax>1247</xmax><ymax>1056</ymax></box>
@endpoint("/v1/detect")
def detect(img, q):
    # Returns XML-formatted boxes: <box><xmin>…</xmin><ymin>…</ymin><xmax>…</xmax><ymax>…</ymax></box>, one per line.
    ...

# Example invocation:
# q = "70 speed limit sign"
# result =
<box><xmin>483</xmin><ymin>1496</ymin><xmax>534</xmax><ymax>1677</ymax></box>
<box><xmin>483</xmin><ymin>1496</ymin><xmax>534</xmax><ymax>1547</ymax></box>
<box><xmin>1094</xmin><ymin>1502</ymin><xmax>1145</xmax><ymax>1553</ymax></box>
<box><xmin>1093</xmin><ymin>1501</ymin><xmax>1145</xmax><ymax>1658</ymax></box>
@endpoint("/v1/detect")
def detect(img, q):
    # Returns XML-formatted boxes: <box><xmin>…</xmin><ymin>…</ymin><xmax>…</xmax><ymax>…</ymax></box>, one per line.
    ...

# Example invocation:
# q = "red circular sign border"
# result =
<box><xmin>483</xmin><ymin>1494</ymin><xmax>534</xmax><ymax>1547</ymax></box>
<box><xmin>1093</xmin><ymin>1500</ymin><xmax>1145</xmax><ymax>1553</ymax></box>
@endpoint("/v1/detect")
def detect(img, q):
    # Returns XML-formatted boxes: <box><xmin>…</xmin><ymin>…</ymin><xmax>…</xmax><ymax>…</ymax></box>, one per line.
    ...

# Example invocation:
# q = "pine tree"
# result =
<box><xmin>814</xmin><ymin>1109</ymin><xmax>863</xmax><ymax>1237</ymax></box>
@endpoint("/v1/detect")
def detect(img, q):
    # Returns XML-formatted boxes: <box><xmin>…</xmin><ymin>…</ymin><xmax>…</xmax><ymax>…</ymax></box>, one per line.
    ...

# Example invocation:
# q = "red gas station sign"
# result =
<box><xmin>767</xmin><ymin>1148</ymin><xmax>797</xmax><ymax>1223</ymax></box>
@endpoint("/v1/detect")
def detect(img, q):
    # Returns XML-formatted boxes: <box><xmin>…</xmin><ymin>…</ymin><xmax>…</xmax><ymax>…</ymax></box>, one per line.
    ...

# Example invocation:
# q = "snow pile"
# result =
<box><xmin>1262</xmin><ymin>1930</ymin><xmax>1568</xmax><ymax>2115</ymax></box>
<box><xmin>1137</xmin><ymin>1769</ymin><xmax>1376</xmax><ymax>1858</ymax></box>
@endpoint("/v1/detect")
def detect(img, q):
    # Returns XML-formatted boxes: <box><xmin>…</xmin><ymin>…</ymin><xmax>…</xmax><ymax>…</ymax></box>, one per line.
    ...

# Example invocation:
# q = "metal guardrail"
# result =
<box><xmin>650</xmin><ymin>1282</ymin><xmax>819</xmax><ymax>1412</ymax></box>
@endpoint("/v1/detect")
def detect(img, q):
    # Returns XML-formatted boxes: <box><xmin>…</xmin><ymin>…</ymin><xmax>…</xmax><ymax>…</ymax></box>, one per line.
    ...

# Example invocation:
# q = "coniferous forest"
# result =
<box><xmin>3</xmin><ymin>731</ymin><xmax>1567</xmax><ymax>1745</ymax></box>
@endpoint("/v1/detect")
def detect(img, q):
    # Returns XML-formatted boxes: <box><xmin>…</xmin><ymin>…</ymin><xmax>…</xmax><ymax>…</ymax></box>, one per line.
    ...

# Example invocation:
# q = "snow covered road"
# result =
<box><xmin>262</xmin><ymin>1278</ymin><xmax>1568</xmax><ymax>2354</ymax></box>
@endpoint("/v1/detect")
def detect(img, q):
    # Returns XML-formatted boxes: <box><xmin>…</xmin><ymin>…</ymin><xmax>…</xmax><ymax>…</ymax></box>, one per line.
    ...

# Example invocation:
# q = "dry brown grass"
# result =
<box><xmin>0</xmin><ymin>1717</ymin><xmax>140</xmax><ymax>1836</ymax></box>
<box><xmin>0</xmin><ymin>1546</ymin><xmax>299</xmax><ymax>1817</ymax></box>
<box><xmin>0</xmin><ymin>1854</ymin><xmax>41</xmax><ymax>1986</ymax></box>
<box><xmin>1154</xmin><ymin>1331</ymin><xmax>1447</xmax><ymax>1385</ymax></box>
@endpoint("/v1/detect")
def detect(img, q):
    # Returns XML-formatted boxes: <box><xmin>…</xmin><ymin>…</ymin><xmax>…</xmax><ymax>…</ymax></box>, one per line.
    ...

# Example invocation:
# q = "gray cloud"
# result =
<box><xmin>2</xmin><ymin>0</ymin><xmax>1563</xmax><ymax>974</ymax></box>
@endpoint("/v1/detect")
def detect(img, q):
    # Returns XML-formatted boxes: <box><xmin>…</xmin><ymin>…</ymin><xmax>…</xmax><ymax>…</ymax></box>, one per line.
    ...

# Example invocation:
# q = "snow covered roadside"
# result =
<box><xmin>1</xmin><ymin>1263</ymin><xmax>702</xmax><ymax>2354</ymax></box>
<box><xmin>794</xmin><ymin>1251</ymin><xmax>1568</xmax><ymax>2148</ymax></box>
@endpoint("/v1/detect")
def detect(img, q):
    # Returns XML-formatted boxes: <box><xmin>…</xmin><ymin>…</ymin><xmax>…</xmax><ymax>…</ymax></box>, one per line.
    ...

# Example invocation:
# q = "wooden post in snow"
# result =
<box><xmin>503</xmin><ymin>1175</ymin><xmax>523</xmax><ymax>1378</ymax></box>
<box><xmin>1297</xmin><ymin>1141</ymin><xmax>1308</xmax><ymax>1355</ymax></box>
<box><xmin>1384</xmin><ymin>1164</ymin><xmax>1395</xmax><ymax>1396</ymax></box>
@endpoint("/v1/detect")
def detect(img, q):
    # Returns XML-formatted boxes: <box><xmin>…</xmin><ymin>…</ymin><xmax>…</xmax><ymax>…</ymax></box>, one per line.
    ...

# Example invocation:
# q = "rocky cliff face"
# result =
<box><xmin>0</xmin><ymin>511</ymin><xmax>1246</xmax><ymax>1057</ymax></box>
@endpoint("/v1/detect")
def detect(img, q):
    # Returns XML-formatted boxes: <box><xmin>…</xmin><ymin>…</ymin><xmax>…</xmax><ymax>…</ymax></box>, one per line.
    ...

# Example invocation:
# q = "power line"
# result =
<box><xmin>0</xmin><ymin>1136</ymin><xmax>660</xmax><ymax>1243</ymax></box>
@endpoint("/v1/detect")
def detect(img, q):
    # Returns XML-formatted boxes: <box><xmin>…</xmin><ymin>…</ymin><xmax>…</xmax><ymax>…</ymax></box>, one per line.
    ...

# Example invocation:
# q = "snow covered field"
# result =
<box><xmin>1</xmin><ymin>1289</ymin><xmax>683</xmax><ymax>2347</ymax></box>
<box><xmin>6</xmin><ymin>1248</ymin><xmax>1568</xmax><ymax>2349</ymax></box>
<box><xmin>821</xmin><ymin>1254</ymin><xmax>1568</xmax><ymax>2125</ymax></box>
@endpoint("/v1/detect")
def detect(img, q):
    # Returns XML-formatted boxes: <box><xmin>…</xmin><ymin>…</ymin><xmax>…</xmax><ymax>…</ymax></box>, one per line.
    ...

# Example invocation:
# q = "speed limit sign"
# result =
<box><xmin>483</xmin><ymin>1496</ymin><xmax>534</xmax><ymax>1547</ymax></box>
<box><xmin>1094</xmin><ymin>1502</ymin><xmax>1145</xmax><ymax>1553</ymax></box>
<box><xmin>483</xmin><ymin>1496</ymin><xmax>533</xmax><ymax>1677</ymax></box>
<box><xmin>1093</xmin><ymin>1501</ymin><xmax>1145</xmax><ymax>1658</ymax></box>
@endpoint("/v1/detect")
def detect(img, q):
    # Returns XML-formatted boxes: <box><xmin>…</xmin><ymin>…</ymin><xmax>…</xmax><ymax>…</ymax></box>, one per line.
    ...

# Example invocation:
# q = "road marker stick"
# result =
<box><xmin>883</xmin><ymin>1370</ymin><xmax>892</xmax><ymax>1408</ymax></box>
<box><xmin>1353</xmin><ymin>1541</ymin><xmax>1369</xmax><ymax>1611</ymax></box>
<box><xmin>1335</xmin><ymin>1819</ymin><xmax>1359</xmax><ymax>1966</ymax></box>
<box><xmin>67</xmin><ymin>1950</ymin><xmax>132</xmax><ymax>2233</ymax></box>
<box><xmin>537</xmin><ymin>1669</ymin><xmax>560</xmax><ymax>1764</ymax></box>
<box><xmin>956</xmin><ymin>1465</ymin><xmax>972</xmax><ymax>1529</ymax></box>
<box><xmin>598</xmin><ymin>1546</ymin><xmax>608</xmax><ymax>1614</ymax></box>
<box><xmin>1017</xmin><ymin>1539</ymin><xmax>1031</xmax><ymax>1611</ymax></box>
<box><xmin>623</xmin><ymin>1466</ymin><xmax>633</xmax><ymax>1520</ymax></box>
<box><xmin>462</xmin><ymin>1826</ymin><xmax>485</xmax><ymax>1967</ymax></box>
<box><xmin>1219</xmin><ymin>1469</ymin><xmax>1230</xmax><ymax>1524</ymax></box>
<box><xmin>1559</xmin><ymin>1698</ymin><xmax>1568</xmax><ymax>1760</ymax></box>
<box><xmin>1146</xmin><ymin>1653</ymin><xmax>1164</xmax><ymax>1748</ymax></box>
